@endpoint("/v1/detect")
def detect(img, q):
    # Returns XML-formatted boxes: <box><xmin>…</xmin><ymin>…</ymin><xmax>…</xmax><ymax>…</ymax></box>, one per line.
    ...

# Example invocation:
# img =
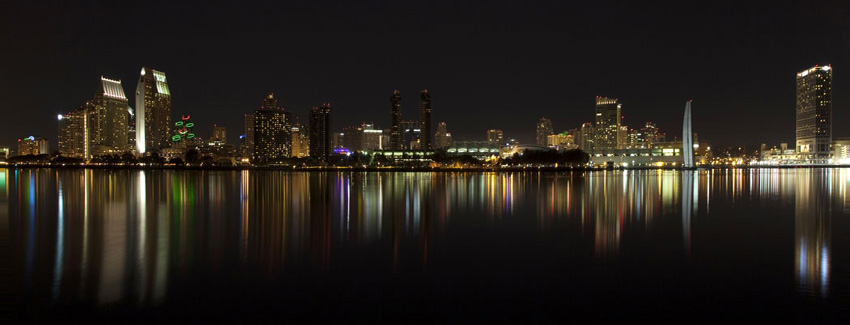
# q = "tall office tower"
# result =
<box><xmin>640</xmin><ymin>122</ymin><xmax>661</xmax><ymax>148</ymax></box>
<box><xmin>135</xmin><ymin>67</ymin><xmax>172</xmax><ymax>154</ymax></box>
<box><xmin>87</xmin><ymin>76</ymin><xmax>129</xmax><ymax>157</ymax></box>
<box><xmin>252</xmin><ymin>93</ymin><xmax>292</xmax><ymax>163</ymax></box>
<box><xmin>244</xmin><ymin>114</ymin><xmax>255</xmax><ymax>156</ymax></box>
<box><xmin>536</xmin><ymin>118</ymin><xmax>553</xmax><ymax>146</ymax></box>
<box><xmin>213</xmin><ymin>125</ymin><xmax>227</xmax><ymax>143</ymax></box>
<box><xmin>390</xmin><ymin>90</ymin><xmax>403</xmax><ymax>150</ymax></box>
<box><xmin>309</xmin><ymin>103</ymin><xmax>332</xmax><ymax>162</ymax></box>
<box><xmin>617</xmin><ymin>125</ymin><xmax>629</xmax><ymax>149</ymax></box>
<box><xmin>580</xmin><ymin>122</ymin><xmax>594</xmax><ymax>151</ymax></box>
<box><xmin>58</xmin><ymin>108</ymin><xmax>86</xmax><ymax>158</ymax></box>
<box><xmin>593</xmin><ymin>96</ymin><xmax>621</xmax><ymax>150</ymax></box>
<box><xmin>128</xmin><ymin>107</ymin><xmax>136</xmax><ymax>152</ymax></box>
<box><xmin>796</xmin><ymin>64</ymin><xmax>832</xmax><ymax>161</ymax></box>
<box><xmin>487</xmin><ymin>129</ymin><xmax>504</xmax><ymax>146</ymax></box>
<box><xmin>419</xmin><ymin>90</ymin><xmax>433</xmax><ymax>150</ymax></box>
<box><xmin>291</xmin><ymin>122</ymin><xmax>310</xmax><ymax>158</ymax></box>
<box><xmin>435</xmin><ymin>122</ymin><xmax>452</xmax><ymax>149</ymax></box>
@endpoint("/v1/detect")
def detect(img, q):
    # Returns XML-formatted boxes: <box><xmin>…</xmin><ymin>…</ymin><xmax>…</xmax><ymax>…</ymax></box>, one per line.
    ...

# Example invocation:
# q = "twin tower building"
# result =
<box><xmin>58</xmin><ymin>67</ymin><xmax>172</xmax><ymax>159</ymax></box>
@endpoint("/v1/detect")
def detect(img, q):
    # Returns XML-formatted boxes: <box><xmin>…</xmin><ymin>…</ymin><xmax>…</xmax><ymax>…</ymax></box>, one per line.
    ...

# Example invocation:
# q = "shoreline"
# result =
<box><xmin>3</xmin><ymin>164</ymin><xmax>850</xmax><ymax>172</ymax></box>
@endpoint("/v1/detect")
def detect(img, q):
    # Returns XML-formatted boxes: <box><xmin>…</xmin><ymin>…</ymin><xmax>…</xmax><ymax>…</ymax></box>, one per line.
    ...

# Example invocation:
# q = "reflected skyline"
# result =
<box><xmin>4</xmin><ymin>168</ymin><xmax>849</xmax><ymax>320</ymax></box>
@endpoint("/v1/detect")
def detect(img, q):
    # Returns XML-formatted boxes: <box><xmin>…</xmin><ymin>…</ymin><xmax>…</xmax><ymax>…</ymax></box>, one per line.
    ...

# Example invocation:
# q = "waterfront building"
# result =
<box><xmin>435</xmin><ymin>122</ymin><xmax>452</xmax><ymax>149</ymax></box>
<box><xmin>419</xmin><ymin>90</ymin><xmax>433</xmax><ymax>150</ymax></box>
<box><xmin>291</xmin><ymin>123</ymin><xmax>310</xmax><ymax>158</ymax></box>
<box><xmin>547</xmin><ymin>132</ymin><xmax>576</xmax><ymax>150</ymax></box>
<box><xmin>579</xmin><ymin>122</ymin><xmax>594</xmax><ymax>151</ymax></box>
<box><xmin>487</xmin><ymin>129</ymin><xmax>504</xmax><ymax>147</ymax></box>
<box><xmin>389</xmin><ymin>90</ymin><xmax>403</xmax><ymax>150</ymax></box>
<box><xmin>58</xmin><ymin>108</ymin><xmax>86</xmax><ymax>158</ymax></box>
<box><xmin>213</xmin><ymin>125</ymin><xmax>227</xmax><ymax>143</ymax></box>
<box><xmin>796</xmin><ymin>64</ymin><xmax>832</xmax><ymax>162</ymax></box>
<box><xmin>309</xmin><ymin>103</ymin><xmax>332</xmax><ymax>162</ymax></box>
<box><xmin>537</xmin><ymin>118</ymin><xmax>553</xmax><ymax>146</ymax></box>
<box><xmin>87</xmin><ymin>76</ymin><xmax>130</xmax><ymax>157</ymax></box>
<box><xmin>594</xmin><ymin>96</ymin><xmax>621</xmax><ymax>150</ymax></box>
<box><xmin>253</xmin><ymin>93</ymin><xmax>292</xmax><ymax>163</ymax></box>
<box><xmin>17</xmin><ymin>136</ymin><xmax>49</xmax><ymax>156</ymax></box>
<box><xmin>134</xmin><ymin>67</ymin><xmax>172</xmax><ymax>154</ymax></box>
<box><xmin>401</xmin><ymin>120</ymin><xmax>421</xmax><ymax>149</ymax></box>
<box><xmin>244</xmin><ymin>114</ymin><xmax>255</xmax><ymax>157</ymax></box>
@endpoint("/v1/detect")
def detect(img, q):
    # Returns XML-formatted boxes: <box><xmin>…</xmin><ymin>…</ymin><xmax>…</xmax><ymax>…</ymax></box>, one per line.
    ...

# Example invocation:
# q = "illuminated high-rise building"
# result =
<box><xmin>579</xmin><ymin>122</ymin><xmax>594</xmax><ymax>151</ymax></box>
<box><xmin>536</xmin><ymin>118</ymin><xmax>552</xmax><ymax>146</ymax></box>
<box><xmin>291</xmin><ymin>122</ymin><xmax>310</xmax><ymax>158</ymax></box>
<box><xmin>58</xmin><ymin>108</ymin><xmax>86</xmax><ymax>158</ymax></box>
<box><xmin>593</xmin><ymin>96</ymin><xmax>621</xmax><ymax>150</ymax></box>
<box><xmin>309</xmin><ymin>103</ymin><xmax>332</xmax><ymax>162</ymax></box>
<box><xmin>135</xmin><ymin>67</ymin><xmax>172</xmax><ymax>154</ymax></box>
<box><xmin>390</xmin><ymin>90</ymin><xmax>403</xmax><ymax>150</ymax></box>
<box><xmin>213</xmin><ymin>125</ymin><xmax>227</xmax><ymax>143</ymax></box>
<box><xmin>244</xmin><ymin>114</ymin><xmax>255</xmax><ymax>156</ymax></box>
<box><xmin>253</xmin><ymin>93</ymin><xmax>292</xmax><ymax>163</ymax></box>
<box><xmin>796</xmin><ymin>64</ymin><xmax>832</xmax><ymax>161</ymax></box>
<box><xmin>419</xmin><ymin>90</ymin><xmax>433</xmax><ymax>150</ymax></box>
<box><xmin>487</xmin><ymin>129</ymin><xmax>504</xmax><ymax>146</ymax></box>
<box><xmin>401</xmin><ymin>120</ymin><xmax>421</xmax><ymax>149</ymax></box>
<box><xmin>435</xmin><ymin>122</ymin><xmax>452</xmax><ymax>149</ymax></box>
<box><xmin>87</xmin><ymin>76</ymin><xmax>129</xmax><ymax>157</ymax></box>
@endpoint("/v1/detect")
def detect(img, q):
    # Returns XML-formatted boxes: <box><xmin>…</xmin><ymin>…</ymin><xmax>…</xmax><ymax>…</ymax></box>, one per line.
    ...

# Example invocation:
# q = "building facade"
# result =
<box><xmin>537</xmin><ymin>118</ymin><xmax>553</xmax><ymax>146</ymax></box>
<box><xmin>487</xmin><ymin>129</ymin><xmax>504</xmax><ymax>146</ymax></box>
<box><xmin>291</xmin><ymin>123</ymin><xmax>310</xmax><ymax>158</ymax></box>
<box><xmin>135</xmin><ymin>67</ymin><xmax>172</xmax><ymax>154</ymax></box>
<box><xmin>419</xmin><ymin>90</ymin><xmax>433</xmax><ymax>150</ymax></box>
<box><xmin>796</xmin><ymin>65</ymin><xmax>832</xmax><ymax>161</ymax></box>
<box><xmin>252</xmin><ymin>93</ymin><xmax>292</xmax><ymax>163</ymax></box>
<box><xmin>17</xmin><ymin>136</ymin><xmax>49</xmax><ymax>156</ymax></box>
<box><xmin>593</xmin><ymin>96</ymin><xmax>621</xmax><ymax>150</ymax></box>
<box><xmin>58</xmin><ymin>108</ymin><xmax>86</xmax><ymax>158</ymax></box>
<box><xmin>389</xmin><ymin>90</ymin><xmax>403</xmax><ymax>150</ymax></box>
<box><xmin>435</xmin><ymin>122</ymin><xmax>452</xmax><ymax>149</ymax></box>
<box><xmin>309</xmin><ymin>103</ymin><xmax>332</xmax><ymax>162</ymax></box>
<box><xmin>87</xmin><ymin>76</ymin><xmax>130</xmax><ymax>157</ymax></box>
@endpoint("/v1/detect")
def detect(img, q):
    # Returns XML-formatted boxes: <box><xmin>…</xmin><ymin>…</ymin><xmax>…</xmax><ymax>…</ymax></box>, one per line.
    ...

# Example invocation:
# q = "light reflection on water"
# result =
<box><xmin>3</xmin><ymin>168</ymin><xmax>848</xmax><ymax>319</ymax></box>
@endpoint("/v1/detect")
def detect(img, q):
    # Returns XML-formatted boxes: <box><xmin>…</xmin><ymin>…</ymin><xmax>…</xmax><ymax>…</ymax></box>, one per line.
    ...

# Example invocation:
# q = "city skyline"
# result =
<box><xmin>2</xmin><ymin>1</ymin><xmax>848</xmax><ymax>149</ymax></box>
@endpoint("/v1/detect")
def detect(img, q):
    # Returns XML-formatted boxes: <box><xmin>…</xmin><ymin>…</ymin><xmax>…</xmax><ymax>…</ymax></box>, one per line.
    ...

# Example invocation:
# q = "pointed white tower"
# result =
<box><xmin>682</xmin><ymin>100</ymin><xmax>694</xmax><ymax>168</ymax></box>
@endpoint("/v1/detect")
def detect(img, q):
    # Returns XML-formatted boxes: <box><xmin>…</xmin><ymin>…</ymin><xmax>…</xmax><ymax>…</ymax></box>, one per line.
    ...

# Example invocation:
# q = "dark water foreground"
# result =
<box><xmin>3</xmin><ymin>168</ymin><xmax>850</xmax><ymax>322</ymax></box>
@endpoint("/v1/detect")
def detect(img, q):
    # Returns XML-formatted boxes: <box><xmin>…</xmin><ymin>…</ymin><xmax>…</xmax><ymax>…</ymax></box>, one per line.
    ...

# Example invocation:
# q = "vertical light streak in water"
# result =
<box><xmin>682</xmin><ymin>170</ymin><xmax>693</xmax><ymax>256</ymax></box>
<box><xmin>153</xmin><ymin>203</ymin><xmax>168</xmax><ymax>304</ymax></box>
<box><xmin>413</xmin><ymin>174</ymin><xmax>421</xmax><ymax>234</ymax></box>
<box><xmin>240</xmin><ymin>170</ymin><xmax>249</xmax><ymax>263</ymax></box>
<box><xmin>52</xmin><ymin>174</ymin><xmax>64</xmax><ymax>300</ymax></box>
<box><xmin>25</xmin><ymin>171</ymin><xmax>34</xmax><ymax>292</ymax></box>
<box><xmin>136</xmin><ymin>171</ymin><xmax>148</xmax><ymax>304</ymax></box>
<box><xmin>80</xmin><ymin>170</ymin><xmax>90</xmax><ymax>298</ymax></box>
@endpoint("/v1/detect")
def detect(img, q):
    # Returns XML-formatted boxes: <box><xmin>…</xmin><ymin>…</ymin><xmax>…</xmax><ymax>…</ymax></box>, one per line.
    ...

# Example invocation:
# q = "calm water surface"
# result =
<box><xmin>4</xmin><ymin>168</ymin><xmax>850</xmax><ymax>322</ymax></box>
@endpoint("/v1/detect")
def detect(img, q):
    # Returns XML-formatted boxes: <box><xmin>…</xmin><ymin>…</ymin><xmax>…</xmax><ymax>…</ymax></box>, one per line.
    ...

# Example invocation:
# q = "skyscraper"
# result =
<box><xmin>487</xmin><ymin>129</ymin><xmax>504</xmax><ymax>146</ymax></box>
<box><xmin>796</xmin><ymin>64</ymin><xmax>832</xmax><ymax>161</ymax></box>
<box><xmin>401</xmin><ymin>120</ymin><xmax>421</xmax><ymax>149</ymax></box>
<box><xmin>252</xmin><ymin>93</ymin><xmax>292</xmax><ymax>163</ymax></box>
<box><xmin>419</xmin><ymin>90</ymin><xmax>433</xmax><ymax>150</ymax></box>
<box><xmin>58</xmin><ymin>108</ymin><xmax>86</xmax><ymax>158</ymax></box>
<box><xmin>390</xmin><ymin>90</ymin><xmax>402</xmax><ymax>150</ymax></box>
<box><xmin>435</xmin><ymin>122</ymin><xmax>452</xmax><ymax>149</ymax></box>
<box><xmin>17</xmin><ymin>136</ymin><xmax>49</xmax><ymax>156</ymax></box>
<box><xmin>309</xmin><ymin>103</ymin><xmax>332</xmax><ymax>162</ymax></box>
<box><xmin>536</xmin><ymin>118</ymin><xmax>552</xmax><ymax>146</ymax></box>
<box><xmin>135</xmin><ymin>67</ymin><xmax>172</xmax><ymax>154</ymax></box>
<box><xmin>244</xmin><ymin>114</ymin><xmax>255</xmax><ymax>156</ymax></box>
<box><xmin>291</xmin><ymin>122</ymin><xmax>310</xmax><ymax>158</ymax></box>
<box><xmin>593</xmin><ymin>96</ymin><xmax>621</xmax><ymax>150</ymax></box>
<box><xmin>213</xmin><ymin>125</ymin><xmax>227</xmax><ymax>143</ymax></box>
<box><xmin>87</xmin><ymin>76</ymin><xmax>129</xmax><ymax>157</ymax></box>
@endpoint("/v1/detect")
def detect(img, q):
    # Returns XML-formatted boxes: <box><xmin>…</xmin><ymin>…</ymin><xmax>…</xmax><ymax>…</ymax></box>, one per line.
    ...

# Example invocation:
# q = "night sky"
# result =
<box><xmin>2</xmin><ymin>0</ymin><xmax>849</xmax><ymax>149</ymax></box>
